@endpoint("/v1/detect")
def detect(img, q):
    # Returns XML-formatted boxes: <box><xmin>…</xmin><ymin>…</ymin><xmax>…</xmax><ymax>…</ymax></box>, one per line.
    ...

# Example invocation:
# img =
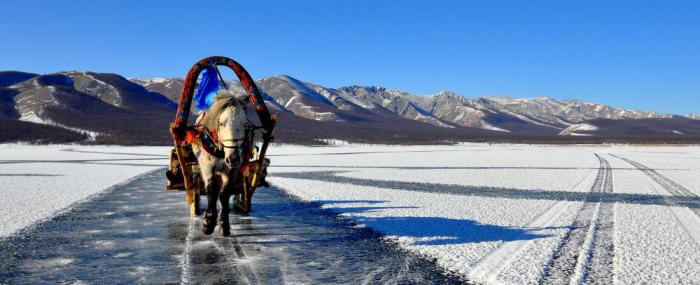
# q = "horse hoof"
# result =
<box><xmin>201</xmin><ymin>223</ymin><xmax>215</xmax><ymax>235</ymax></box>
<box><xmin>201</xmin><ymin>214</ymin><xmax>217</xmax><ymax>235</ymax></box>
<box><xmin>218</xmin><ymin>221</ymin><xmax>231</xmax><ymax>236</ymax></box>
<box><xmin>219</xmin><ymin>226</ymin><xmax>230</xmax><ymax>236</ymax></box>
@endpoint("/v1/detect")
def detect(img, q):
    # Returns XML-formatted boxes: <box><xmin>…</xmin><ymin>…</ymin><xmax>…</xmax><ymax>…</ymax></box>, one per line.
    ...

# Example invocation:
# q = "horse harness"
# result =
<box><xmin>183</xmin><ymin>114</ymin><xmax>261</xmax><ymax>167</ymax></box>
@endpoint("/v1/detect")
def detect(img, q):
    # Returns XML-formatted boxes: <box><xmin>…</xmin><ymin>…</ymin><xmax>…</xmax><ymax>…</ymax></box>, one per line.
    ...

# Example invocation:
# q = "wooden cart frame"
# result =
<box><xmin>167</xmin><ymin>56</ymin><xmax>277</xmax><ymax>216</ymax></box>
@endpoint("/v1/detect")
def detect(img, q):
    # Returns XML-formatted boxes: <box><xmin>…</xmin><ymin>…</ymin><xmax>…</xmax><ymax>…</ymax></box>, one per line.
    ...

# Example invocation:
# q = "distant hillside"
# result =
<box><xmin>1</xmin><ymin>72</ymin><xmax>175</xmax><ymax>144</ymax></box>
<box><xmin>0</xmin><ymin>70</ymin><xmax>698</xmax><ymax>145</ymax></box>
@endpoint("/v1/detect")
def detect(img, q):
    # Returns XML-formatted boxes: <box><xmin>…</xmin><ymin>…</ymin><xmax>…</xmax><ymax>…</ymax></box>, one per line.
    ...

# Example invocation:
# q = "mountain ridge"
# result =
<box><xmin>1</xmin><ymin>70</ymin><xmax>698</xmax><ymax>144</ymax></box>
<box><xmin>132</xmin><ymin>74</ymin><xmax>682</xmax><ymax>129</ymax></box>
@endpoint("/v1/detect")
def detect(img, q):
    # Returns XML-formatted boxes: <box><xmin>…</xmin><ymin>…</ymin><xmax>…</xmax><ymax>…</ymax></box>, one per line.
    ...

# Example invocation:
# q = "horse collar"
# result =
<box><xmin>183</xmin><ymin>125</ymin><xmax>225</xmax><ymax>158</ymax></box>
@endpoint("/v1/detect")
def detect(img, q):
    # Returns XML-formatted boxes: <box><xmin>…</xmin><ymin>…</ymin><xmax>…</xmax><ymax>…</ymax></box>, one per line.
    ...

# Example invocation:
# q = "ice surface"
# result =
<box><xmin>1</xmin><ymin>143</ymin><xmax>698</xmax><ymax>284</ymax></box>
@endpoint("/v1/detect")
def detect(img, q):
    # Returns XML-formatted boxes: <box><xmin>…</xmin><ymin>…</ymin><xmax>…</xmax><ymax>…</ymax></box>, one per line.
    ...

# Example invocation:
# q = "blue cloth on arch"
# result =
<box><xmin>194</xmin><ymin>66</ymin><xmax>220</xmax><ymax>111</ymax></box>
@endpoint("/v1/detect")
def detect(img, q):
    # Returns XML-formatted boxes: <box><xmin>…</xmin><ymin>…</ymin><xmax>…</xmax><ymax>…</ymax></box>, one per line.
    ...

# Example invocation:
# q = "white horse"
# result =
<box><xmin>192</xmin><ymin>91</ymin><xmax>249</xmax><ymax>236</ymax></box>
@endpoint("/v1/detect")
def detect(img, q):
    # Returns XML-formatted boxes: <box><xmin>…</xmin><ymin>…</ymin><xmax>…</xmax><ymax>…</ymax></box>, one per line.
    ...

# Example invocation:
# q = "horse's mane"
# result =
<box><xmin>197</xmin><ymin>91</ymin><xmax>248</xmax><ymax>130</ymax></box>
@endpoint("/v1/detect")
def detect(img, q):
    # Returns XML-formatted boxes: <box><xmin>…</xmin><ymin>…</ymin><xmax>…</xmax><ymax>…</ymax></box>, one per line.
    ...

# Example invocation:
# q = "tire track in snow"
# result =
<box><xmin>584</xmin><ymin>156</ymin><xmax>615</xmax><ymax>284</ymax></box>
<box><xmin>468</xmin><ymin>160</ymin><xmax>600</xmax><ymax>284</ymax></box>
<box><xmin>611</xmin><ymin>154</ymin><xmax>700</xmax><ymax>244</ymax></box>
<box><xmin>540</xmin><ymin>154</ymin><xmax>614</xmax><ymax>285</ymax></box>
<box><xmin>611</xmin><ymin>154</ymin><xmax>700</xmax><ymax>219</ymax></box>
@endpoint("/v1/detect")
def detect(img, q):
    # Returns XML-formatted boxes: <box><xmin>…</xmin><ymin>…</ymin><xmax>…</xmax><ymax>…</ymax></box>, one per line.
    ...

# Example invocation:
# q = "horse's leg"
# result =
<box><xmin>218</xmin><ymin>175</ymin><xmax>231</xmax><ymax>236</ymax></box>
<box><xmin>200</xmin><ymin>166</ymin><xmax>219</xmax><ymax>235</ymax></box>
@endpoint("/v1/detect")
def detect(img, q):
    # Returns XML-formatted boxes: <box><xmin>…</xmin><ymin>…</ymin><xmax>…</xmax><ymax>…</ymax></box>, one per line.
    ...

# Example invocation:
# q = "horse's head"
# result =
<box><xmin>210</xmin><ymin>92</ymin><xmax>249</xmax><ymax>172</ymax></box>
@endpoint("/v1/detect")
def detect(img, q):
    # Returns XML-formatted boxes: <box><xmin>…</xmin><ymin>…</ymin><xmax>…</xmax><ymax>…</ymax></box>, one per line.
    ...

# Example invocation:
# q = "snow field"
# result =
<box><xmin>606</xmin><ymin>146</ymin><xmax>700</xmax><ymax>196</ymax></box>
<box><xmin>604</xmin><ymin>152</ymin><xmax>700</xmax><ymax>283</ymax></box>
<box><xmin>0</xmin><ymin>145</ymin><xmax>168</xmax><ymax>237</ymax></box>
<box><xmin>1</xmin><ymin>143</ymin><xmax>698</xmax><ymax>284</ymax></box>
<box><xmin>266</xmin><ymin>144</ymin><xmax>700</xmax><ymax>284</ymax></box>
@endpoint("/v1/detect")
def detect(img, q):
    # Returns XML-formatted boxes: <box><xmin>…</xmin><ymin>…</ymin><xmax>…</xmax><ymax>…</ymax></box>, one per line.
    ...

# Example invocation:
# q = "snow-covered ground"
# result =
<box><xmin>0</xmin><ymin>145</ymin><xmax>168</xmax><ymax>237</ymax></box>
<box><xmin>1</xmin><ymin>143</ymin><xmax>699</xmax><ymax>284</ymax></box>
<box><xmin>265</xmin><ymin>143</ymin><xmax>700</xmax><ymax>284</ymax></box>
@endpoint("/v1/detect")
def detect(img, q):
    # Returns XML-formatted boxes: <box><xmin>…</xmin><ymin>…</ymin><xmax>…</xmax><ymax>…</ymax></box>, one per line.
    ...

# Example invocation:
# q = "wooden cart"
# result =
<box><xmin>166</xmin><ymin>56</ymin><xmax>277</xmax><ymax>216</ymax></box>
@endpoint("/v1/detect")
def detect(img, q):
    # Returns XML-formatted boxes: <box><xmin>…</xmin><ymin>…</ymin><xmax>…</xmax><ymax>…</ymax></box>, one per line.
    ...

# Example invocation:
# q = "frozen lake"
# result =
<box><xmin>1</xmin><ymin>143</ymin><xmax>699</xmax><ymax>284</ymax></box>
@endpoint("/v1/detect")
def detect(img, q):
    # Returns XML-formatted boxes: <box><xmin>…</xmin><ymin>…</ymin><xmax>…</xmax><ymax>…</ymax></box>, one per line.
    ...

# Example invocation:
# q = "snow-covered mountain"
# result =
<box><xmin>1</xmin><ymin>71</ymin><xmax>175</xmax><ymax>144</ymax></box>
<box><xmin>128</xmin><ymin>75</ymin><xmax>695</xmax><ymax>137</ymax></box>
<box><xmin>130</xmin><ymin>74</ymin><xmax>681</xmax><ymax>134</ymax></box>
<box><xmin>1</xmin><ymin>70</ymin><xmax>698</xmax><ymax>144</ymax></box>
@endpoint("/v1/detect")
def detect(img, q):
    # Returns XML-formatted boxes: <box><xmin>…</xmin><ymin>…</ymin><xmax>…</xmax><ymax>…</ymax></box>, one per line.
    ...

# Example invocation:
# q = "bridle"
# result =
<box><xmin>184</xmin><ymin>109</ymin><xmax>255</xmax><ymax>160</ymax></box>
<box><xmin>188</xmin><ymin>112</ymin><xmax>266</xmax><ymax>163</ymax></box>
<box><xmin>218</xmin><ymin>123</ymin><xmax>252</xmax><ymax>151</ymax></box>
<box><xmin>220</xmin><ymin>138</ymin><xmax>246</xmax><ymax>149</ymax></box>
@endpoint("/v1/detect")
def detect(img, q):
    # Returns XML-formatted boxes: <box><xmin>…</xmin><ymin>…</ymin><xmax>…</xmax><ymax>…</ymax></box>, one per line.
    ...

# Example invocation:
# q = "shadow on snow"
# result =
<box><xmin>272</xmin><ymin>171</ymin><xmax>700</xmax><ymax>209</ymax></box>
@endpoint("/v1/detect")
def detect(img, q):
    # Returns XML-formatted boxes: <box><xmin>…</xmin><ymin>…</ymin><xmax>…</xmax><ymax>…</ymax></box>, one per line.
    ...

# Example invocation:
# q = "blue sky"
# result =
<box><xmin>1</xmin><ymin>1</ymin><xmax>698</xmax><ymax>115</ymax></box>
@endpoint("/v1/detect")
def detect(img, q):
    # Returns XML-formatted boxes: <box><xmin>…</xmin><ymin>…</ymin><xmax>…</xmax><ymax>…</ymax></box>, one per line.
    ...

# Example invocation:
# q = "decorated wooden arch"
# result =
<box><xmin>167</xmin><ymin>56</ymin><xmax>277</xmax><ymax>215</ymax></box>
<box><xmin>173</xmin><ymin>56</ymin><xmax>274</xmax><ymax>134</ymax></box>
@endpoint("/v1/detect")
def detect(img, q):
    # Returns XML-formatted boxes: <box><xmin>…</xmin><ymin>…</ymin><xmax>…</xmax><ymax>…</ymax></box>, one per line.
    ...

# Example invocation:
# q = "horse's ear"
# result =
<box><xmin>234</xmin><ymin>93</ymin><xmax>249</xmax><ymax>109</ymax></box>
